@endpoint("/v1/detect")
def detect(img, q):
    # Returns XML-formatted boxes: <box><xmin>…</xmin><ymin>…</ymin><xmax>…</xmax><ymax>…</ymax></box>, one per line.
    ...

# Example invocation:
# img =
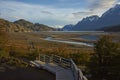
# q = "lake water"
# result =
<box><xmin>80</xmin><ymin>35</ymin><xmax>99</xmax><ymax>41</ymax></box>
<box><xmin>44</xmin><ymin>37</ymin><xmax>94</xmax><ymax>47</ymax></box>
<box><xmin>41</xmin><ymin>31</ymin><xmax>105</xmax><ymax>47</ymax></box>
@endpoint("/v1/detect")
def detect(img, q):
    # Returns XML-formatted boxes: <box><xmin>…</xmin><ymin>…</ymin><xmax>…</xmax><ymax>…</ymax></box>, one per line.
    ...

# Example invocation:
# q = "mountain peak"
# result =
<box><xmin>114</xmin><ymin>4</ymin><xmax>120</xmax><ymax>9</ymax></box>
<box><xmin>102</xmin><ymin>4</ymin><xmax>120</xmax><ymax>17</ymax></box>
<box><xmin>62</xmin><ymin>4</ymin><xmax>120</xmax><ymax>31</ymax></box>
<box><xmin>18</xmin><ymin>19</ymin><xmax>26</xmax><ymax>21</ymax></box>
<box><xmin>14</xmin><ymin>19</ymin><xmax>32</xmax><ymax>23</ymax></box>
<box><xmin>81</xmin><ymin>15</ymin><xmax>99</xmax><ymax>22</ymax></box>
<box><xmin>62</xmin><ymin>24</ymin><xmax>74</xmax><ymax>31</ymax></box>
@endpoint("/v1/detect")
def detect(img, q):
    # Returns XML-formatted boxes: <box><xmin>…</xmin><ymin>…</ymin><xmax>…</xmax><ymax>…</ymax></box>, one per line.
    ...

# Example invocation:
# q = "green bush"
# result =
<box><xmin>88</xmin><ymin>35</ymin><xmax>120</xmax><ymax>80</ymax></box>
<box><xmin>0</xmin><ymin>50</ymin><xmax>9</xmax><ymax>57</ymax></box>
<box><xmin>70</xmin><ymin>53</ymin><xmax>90</xmax><ymax>66</ymax></box>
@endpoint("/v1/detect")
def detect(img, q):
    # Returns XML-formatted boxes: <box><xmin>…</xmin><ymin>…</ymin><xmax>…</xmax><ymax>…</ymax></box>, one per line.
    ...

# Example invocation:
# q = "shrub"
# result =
<box><xmin>88</xmin><ymin>35</ymin><xmax>120</xmax><ymax>80</ymax></box>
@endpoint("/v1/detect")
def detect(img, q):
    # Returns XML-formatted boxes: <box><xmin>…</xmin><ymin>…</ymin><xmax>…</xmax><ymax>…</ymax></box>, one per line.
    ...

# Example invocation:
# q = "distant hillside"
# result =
<box><xmin>100</xmin><ymin>25</ymin><xmax>120</xmax><ymax>32</ymax></box>
<box><xmin>0</xmin><ymin>18</ymin><xmax>32</xmax><ymax>32</ymax></box>
<box><xmin>14</xmin><ymin>19</ymin><xmax>33</xmax><ymax>30</ymax></box>
<box><xmin>0</xmin><ymin>18</ymin><xmax>55</xmax><ymax>32</ymax></box>
<box><xmin>14</xmin><ymin>19</ymin><xmax>55</xmax><ymax>31</ymax></box>
<box><xmin>62</xmin><ymin>4</ymin><xmax>120</xmax><ymax>31</ymax></box>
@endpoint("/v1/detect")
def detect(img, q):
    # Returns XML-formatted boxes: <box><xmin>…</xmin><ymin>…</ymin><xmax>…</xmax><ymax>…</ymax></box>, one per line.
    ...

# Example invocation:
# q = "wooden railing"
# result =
<box><xmin>38</xmin><ymin>54</ymin><xmax>87</xmax><ymax>80</ymax></box>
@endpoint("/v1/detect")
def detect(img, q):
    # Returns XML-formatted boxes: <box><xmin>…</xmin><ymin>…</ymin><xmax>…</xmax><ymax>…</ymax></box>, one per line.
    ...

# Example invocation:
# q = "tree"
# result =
<box><xmin>88</xmin><ymin>35</ymin><xmax>120</xmax><ymax>80</ymax></box>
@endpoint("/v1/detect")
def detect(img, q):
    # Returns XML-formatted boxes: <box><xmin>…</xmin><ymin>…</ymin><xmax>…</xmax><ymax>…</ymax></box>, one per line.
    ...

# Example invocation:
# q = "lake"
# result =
<box><xmin>80</xmin><ymin>35</ymin><xmax>99</xmax><ymax>41</ymax></box>
<box><xmin>44</xmin><ymin>37</ymin><xmax>94</xmax><ymax>47</ymax></box>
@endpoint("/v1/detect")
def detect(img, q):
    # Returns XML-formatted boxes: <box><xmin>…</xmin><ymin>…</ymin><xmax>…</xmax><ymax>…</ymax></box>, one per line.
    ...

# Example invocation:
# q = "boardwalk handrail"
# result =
<box><xmin>70</xmin><ymin>59</ymin><xmax>86</xmax><ymax>80</ymax></box>
<box><xmin>37</xmin><ymin>54</ymin><xmax>87</xmax><ymax>80</ymax></box>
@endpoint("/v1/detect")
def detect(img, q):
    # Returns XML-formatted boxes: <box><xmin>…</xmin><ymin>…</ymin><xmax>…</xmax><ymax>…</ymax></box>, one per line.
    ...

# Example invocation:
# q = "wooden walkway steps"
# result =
<box><xmin>30</xmin><ymin>54</ymin><xmax>88</xmax><ymax>80</ymax></box>
<box><xmin>34</xmin><ymin>61</ymin><xmax>74</xmax><ymax>80</ymax></box>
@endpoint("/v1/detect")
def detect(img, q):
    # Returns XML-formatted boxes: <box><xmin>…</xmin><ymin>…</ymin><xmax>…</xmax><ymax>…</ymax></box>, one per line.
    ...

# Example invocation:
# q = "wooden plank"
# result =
<box><xmin>35</xmin><ymin>60</ymin><xmax>74</xmax><ymax>80</ymax></box>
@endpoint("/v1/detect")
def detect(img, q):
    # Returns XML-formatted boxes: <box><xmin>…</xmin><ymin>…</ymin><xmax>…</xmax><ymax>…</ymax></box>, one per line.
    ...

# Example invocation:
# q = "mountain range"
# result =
<box><xmin>1</xmin><ymin>4</ymin><xmax>120</xmax><ymax>32</ymax></box>
<box><xmin>0</xmin><ymin>19</ymin><xmax>55</xmax><ymax>32</ymax></box>
<box><xmin>62</xmin><ymin>4</ymin><xmax>120</xmax><ymax>31</ymax></box>
<box><xmin>100</xmin><ymin>25</ymin><xmax>120</xmax><ymax>32</ymax></box>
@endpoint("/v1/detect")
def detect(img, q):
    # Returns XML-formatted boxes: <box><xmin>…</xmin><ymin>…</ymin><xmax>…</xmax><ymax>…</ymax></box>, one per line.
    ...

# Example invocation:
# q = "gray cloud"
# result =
<box><xmin>72</xmin><ymin>11</ymin><xmax>93</xmax><ymax>17</ymax></box>
<box><xmin>0</xmin><ymin>0</ymin><xmax>80</xmax><ymax>27</ymax></box>
<box><xmin>41</xmin><ymin>10</ymin><xmax>54</xmax><ymax>15</ymax></box>
<box><xmin>88</xmin><ymin>0</ymin><xmax>117</xmax><ymax>11</ymax></box>
<box><xmin>83</xmin><ymin>0</ymin><xmax>118</xmax><ymax>17</ymax></box>
<box><xmin>0</xmin><ymin>0</ymin><xmax>120</xmax><ymax>27</ymax></box>
<box><xmin>72</xmin><ymin>0</ymin><xmax>119</xmax><ymax>19</ymax></box>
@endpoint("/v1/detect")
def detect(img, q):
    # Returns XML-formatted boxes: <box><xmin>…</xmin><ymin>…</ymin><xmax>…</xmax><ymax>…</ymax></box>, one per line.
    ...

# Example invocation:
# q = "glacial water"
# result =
<box><xmin>44</xmin><ymin>37</ymin><xmax>94</xmax><ymax>47</ymax></box>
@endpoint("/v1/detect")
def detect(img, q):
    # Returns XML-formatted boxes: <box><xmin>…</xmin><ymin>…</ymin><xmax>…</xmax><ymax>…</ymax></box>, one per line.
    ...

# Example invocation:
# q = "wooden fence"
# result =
<box><xmin>38</xmin><ymin>54</ymin><xmax>87</xmax><ymax>80</ymax></box>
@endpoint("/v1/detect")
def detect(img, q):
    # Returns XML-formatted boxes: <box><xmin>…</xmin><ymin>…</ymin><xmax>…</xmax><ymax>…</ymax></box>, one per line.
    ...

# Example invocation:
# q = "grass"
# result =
<box><xmin>8</xmin><ymin>31</ymin><xmax>119</xmax><ymax>49</ymax></box>
<box><xmin>5</xmin><ymin>32</ymin><xmax>94</xmax><ymax>57</ymax></box>
<box><xmin>2</xmin><ymin>32</ymin><xmax>94</xmax><ymax>70</ymax></box>
<box><xmin>1</xmin><ymin>31</ymin><xmax>120</xmax><ymax>80</ymax></box>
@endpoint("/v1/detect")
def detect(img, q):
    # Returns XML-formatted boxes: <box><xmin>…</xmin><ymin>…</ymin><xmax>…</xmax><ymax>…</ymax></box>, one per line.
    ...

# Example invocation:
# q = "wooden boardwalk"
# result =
<box><xmin>34</xmin><ymin>61</ymin><xmax>74</xmax><ymax>80</ymax></box>
<box><xmin>30</xmin><ymin>54</ymin><xmax>87</xmax><ymax>80</ymax></box>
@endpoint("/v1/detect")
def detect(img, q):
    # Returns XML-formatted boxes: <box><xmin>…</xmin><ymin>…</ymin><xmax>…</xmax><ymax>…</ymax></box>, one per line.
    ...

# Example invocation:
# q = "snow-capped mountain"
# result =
<box><xmin>62</xmin><ymin>24</ymin><xmax>74</xmax><ymax>31</ymax></box>
<box><xmin>81</xmin><ymin>15</ymin><xmax>99</xmax><ymax>22</ymax></box>
<box><xmin>62</xmin><ymin>4</ymin><xmax>120</xmax><ymax>31</ymax></box>
<box><xmin>102</xmin><ymin>4</ymin><xmax>120</xmax><ymax>17</ymax></box>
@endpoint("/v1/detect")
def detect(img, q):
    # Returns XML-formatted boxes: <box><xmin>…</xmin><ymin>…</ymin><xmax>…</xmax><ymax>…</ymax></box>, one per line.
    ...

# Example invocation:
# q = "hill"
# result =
<box><xmin>14</xmin><ymin>19</ymin><xmax>55</xmax><ymax>31</ymax></box>
<box><xmin>0</xmin><ymin>18</ymin><xmax>31</xmax><ymax>32</ymax></box>
<box><xmin>0</xmin><ymin>18</ymin><xmax>55</xmax><ymax>32</ymax></box>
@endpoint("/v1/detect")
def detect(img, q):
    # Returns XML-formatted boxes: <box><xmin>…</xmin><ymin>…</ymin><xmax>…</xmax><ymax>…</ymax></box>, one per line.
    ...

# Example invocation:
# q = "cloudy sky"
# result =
<box><xmin>0</xmin><ymin>0</ymin><xmax>120</xmax><ymax>28</ymax></box>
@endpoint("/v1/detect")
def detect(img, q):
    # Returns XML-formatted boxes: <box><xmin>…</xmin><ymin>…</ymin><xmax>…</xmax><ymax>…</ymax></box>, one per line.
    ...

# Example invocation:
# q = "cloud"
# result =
<box><xmin>63</xmin><ymin>0</ymin><xmax>120</xmax><ymax>22</ymax></box>
<box><xmin>52</xmin><ymin>25</ymin><xmax>64</xmax><ymax>28</ymax></box>
<box><xmin>57</xmin><ymin>0</ymin><xmax>120</xmax><ymax>21</ymax></box>
<box><xmin>41</xmin><ymin>11</ymin><xmax>54</xmax><ymax>15</ymax></box>
<box><xmin>0</xmin><ymin>0</ymin><xmax>120</xmax><ymax>28</ymax></box>
<box><xmin>87</xmin><ymin>0</ymin><xmax>117</xmax><ymax>16</ymax></box>
<box><xmin>0</xmin><ymin>0</ymin><xmax>81</xmax><ymax>26</ymax></box>
<box><xmin>72</xmin><ymin>11</ymin><xmax>93</xmax><ymax>18</ymax></box>
<box><xmin>70</xmin><ymin>0</ymin><xmax>119</xmax><ymax>18</ymax></box>
<box><xmin>95</xmin><ymin>0</ymin><xmax>115</xmax><ymax>8</ymax></box>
